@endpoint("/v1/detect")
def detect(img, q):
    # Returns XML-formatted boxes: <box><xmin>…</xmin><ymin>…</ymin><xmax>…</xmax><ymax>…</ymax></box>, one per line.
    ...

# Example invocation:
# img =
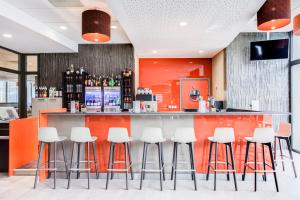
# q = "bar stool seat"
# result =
<box><xmin>106</xmin><ymin>127</ymin><xmax>134</xmax><ymax>190</ymax></box>
<box><xmin>171</xmin><ymin>127</ymin><xmax>197</xmax><ymax>190</ymax></box>
<box><xmin>206</xmin><ymin>127</ymin><xmax>237</xmax><ymax>191</ymax></box>
<box><xmin>67</xmin><ymin>127</ymin><xmax>99</xmax><ymax>189</ymax></box>
<box><xmin>140</xmin><ymin>127</ymin><xmax>166</xmax><ymax>191</ymax></box>
<box><xmin>34</xmin><ymin>127</ymin><xmax>69</xmax><ymax>189</ymax></box>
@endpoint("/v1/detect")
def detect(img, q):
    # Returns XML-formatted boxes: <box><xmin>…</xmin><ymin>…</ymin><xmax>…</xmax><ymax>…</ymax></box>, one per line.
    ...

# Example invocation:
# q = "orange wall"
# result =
<box><xmin>139</xmin><ymin>58</ymin><xmax>212</xmax><ymax>111</ymax></box>
<box><xmin>9</xmin><ymin>117</ymin><xmax>38</xmax><ymax>176</ymax></box>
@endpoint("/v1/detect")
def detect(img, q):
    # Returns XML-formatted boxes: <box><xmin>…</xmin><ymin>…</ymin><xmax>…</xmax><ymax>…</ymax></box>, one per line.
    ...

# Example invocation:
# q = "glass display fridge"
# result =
<box><xmin>103</xmin><ymin>87</ymin><xmax>121</xmax><ymax>112</ymax></box>
<box><xmin>85</xmin><ymin>87</ymin><xmax>102</xmax><ymax>112</ymax></box>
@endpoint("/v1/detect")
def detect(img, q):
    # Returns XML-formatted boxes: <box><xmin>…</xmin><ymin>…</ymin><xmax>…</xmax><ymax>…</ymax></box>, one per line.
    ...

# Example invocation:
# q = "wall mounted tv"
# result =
<box><xmin>250</xmin><ymin>39</ymin><xmax>289</xmax><ymax>60</ymax></box>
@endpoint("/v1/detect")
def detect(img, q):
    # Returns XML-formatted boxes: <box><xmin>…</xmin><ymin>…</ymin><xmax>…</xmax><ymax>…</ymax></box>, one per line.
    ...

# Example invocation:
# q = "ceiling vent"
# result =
<box><xmin>48</xmin><ymin>0</ymin><xmax>83</xmax><ymax>7</ymax></box>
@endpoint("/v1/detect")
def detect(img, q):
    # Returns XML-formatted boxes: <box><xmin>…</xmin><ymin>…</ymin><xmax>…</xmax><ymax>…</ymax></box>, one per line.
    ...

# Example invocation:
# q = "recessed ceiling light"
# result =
<box><xmin>198</xmin><ymin>50</ymin><xmax>204</xmax><ymax>54</ymax></box>
<box><xmin>59</xmin><ymin>25</ymin><xmax>67</xmax><ymax>30</ymax></box>
<box><xmin>111</xmin><ymin>25</ymin><xmax>118</xmax><ymax>29</ymax></box>
<box><xmin>2</xmin><ymin>33</ymin><xmax>12</xmax><ymax>38</ymax></box>
<box><xmin>153</xmin><ymin>50</ymin><xmax>158</xmax><ymax>54</ymax></box>
<box><xmin>94</xmin><ymin>38</ymin><xmax>99</xmax><ymax>42</ymax></box>
<box><xmin>271</xmin><ymin>26</ymin><xmax>276</xmax><ymax>30</ymax></box>
<box><xmin>179</xmin><ymin>21</ymin><xmax>187</xmax><ymax>26</ymax></box>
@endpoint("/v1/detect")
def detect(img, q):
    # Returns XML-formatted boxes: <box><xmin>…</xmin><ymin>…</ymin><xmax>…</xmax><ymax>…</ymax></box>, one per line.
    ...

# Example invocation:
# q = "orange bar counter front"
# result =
<box><xmin>37</xmin><ymin>111</ymin><xmax>287</xmax><ymax>175</ymax></box>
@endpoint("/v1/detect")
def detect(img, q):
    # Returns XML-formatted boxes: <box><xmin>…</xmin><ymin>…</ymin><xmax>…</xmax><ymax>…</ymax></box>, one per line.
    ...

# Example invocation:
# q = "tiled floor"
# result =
<box><xmin>1</xmin><ymin>151</ymin><xmax>299</xmax><ymax>200</ymax></box>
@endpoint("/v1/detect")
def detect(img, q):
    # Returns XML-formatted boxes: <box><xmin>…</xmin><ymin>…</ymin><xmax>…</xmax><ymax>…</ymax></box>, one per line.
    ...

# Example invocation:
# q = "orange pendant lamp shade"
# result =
<box><xmin>294</xmin><ymin>14</ymin><xmax>300</xmax><ymax>36</ymax></box>
<box><xmin>257</xmin><ymin>0</ymin><xmax>291</xmax><ymax>31</ymax></box>
<box><xmin>82</xmin><ymin>10</ymin><xmax>111</xmax><ymax>42</ymax></box>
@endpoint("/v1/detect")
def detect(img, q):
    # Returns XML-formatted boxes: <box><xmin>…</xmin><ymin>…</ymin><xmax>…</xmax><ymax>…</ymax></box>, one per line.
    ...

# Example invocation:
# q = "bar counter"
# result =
<box><xmin>34</xmin><ymin>109</ymin><xmax>290</xmax><ymax>177</ymax></box>
<box><xmin>42</xmin><ymin>111</ymin><xmax>290</xmax><ymax>116</ymax></box>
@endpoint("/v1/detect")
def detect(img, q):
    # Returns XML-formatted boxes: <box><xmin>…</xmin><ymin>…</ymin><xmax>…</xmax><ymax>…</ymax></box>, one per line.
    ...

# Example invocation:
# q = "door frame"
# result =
<box><xmin>179</xmin><ymin>78</ymin><xmax>210</xmax><ymax>111</ymax></box>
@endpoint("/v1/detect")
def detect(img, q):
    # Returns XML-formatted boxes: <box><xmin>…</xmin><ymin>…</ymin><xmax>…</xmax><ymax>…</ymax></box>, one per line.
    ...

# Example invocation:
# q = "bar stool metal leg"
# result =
<box><xmin>140</xmin><ymin>142</ymin><xmax>146</xmax><ymax>190</ymax></box>
<box><xmin>34</xmin><ymin>142</ymin><xmax>44</xmax><ymax>189</ymax></box>
<box><xmin>254</xmin><ymin>142</ymin><xmax>257</xmax><ymax>192</ymax></box>
<box><xmin>171</xmin><ymin>142</ymin><xmax>176</xmax><ymax>180</ymax></box>
<box><xmin>161</xmin><ymin>143</ymin><xmax>166</xmax><ymax>181</ymax></box>
<box><xmin>225</xmin><ymin>144</ymin><xmax>230</xmax><ymax>181</ymax></box>
<box><xmin>286</xmin><ymin>137</ymin><xmax>297</xmax><ymax>178</ymax></box>
<box><xmin>106</xmin><ymin>142</ymin><xmax>113</xmax><ymax>190</ymax></box>
<box><xmin>61</xmin><ymin>141</ymin><xmax>69</xmax><ymax>179</ymax></box>
<box><xmin>77</xmin><ymin>143</ymin><xmax>81</xmax><ymax>179</ymax></box>
<box><xmin>143</xmin><ymin>143</ymin><xmax>148</xmax><ymax>180</ymax></box>
<box><xmin>267</xmin><ymin>142</ymin><xmax>279</xmax><ymax>192</ymax></box>
<box><xmin>127</xmin><ymin>143</ymin><xmax>134</xmax><ymax>180</ymax></box>
<box><xmin>229</xmin><ymin>143</ymin><xmax>237</xmax><ymax>191</ymax></box>
<box><xmin>206</xmin><ymin>141</ymin><xmax>213</xmax><ymax>181</ymax></box>
<box><xmin>214</xmin><ymin>142</ymin><xmax>218</xmax><ymax>191</ymax></box>
<box><xmin>274</xmin><ymin>137</ymin><xmax>277</xmax><ymax>166</ymax></box>
<box><xmin>48</xmin><ymin>143</ymin><xmax>51</xmax><ymax>178</ymax></box>
<box><xmin>188</xmin><ymin>143</ymin><xmax>194</xmax><ymax>181</ymax></box>
<box><xmin>91</xmin><ymin>141</ymin><xmax>99</xmax><ymax>179</ymax></box>
<box><xmin>158</xmin><ymin>143</ymin><xmax>163</xmax><ymax>191</ymax></box>
<box><xmin>189</xmin><ymin>142</ymin><xmax>197</xmax><ymax>190</ymax></box>
<box><xmin>110</xmin><ymin>143</ymin><xmax>116</xmax><ymax>180</ymax></box>
<box><xmin>124</xmin><ymin>143</ymin><xmax>129</xmax><ymax>190</ymax></box>
<box><xmin>53</xmin><ymin>142</ymin><xmax>57</xmax><ymax>189</ymax></box>
<box><xmin>67</xmin><ymin>142</ymin><xmax>75</xmax><ymax>189</ymax></box>
<box><xmin>262</xmin><ymin>144</ymin><xmax>267</xmax><ymax>182</ymax></box>
<box><xmin>87</xmin><ymin>142</ymin><xmax>90</xmax><ymax>189</ymax></box>
<box><xmin>173</xmin><ymin>142</ymin><xmax>178</xmax><ymax>190</ymax></box>
<box><xmin>278</xmin><ymin>138</ymin><xmax>285</xmax><ymax>171</ymax></box>
<box><xmin>242</xmin><ymin>141</ymin><xmax>250</xmax><ymax>181</ymax></box>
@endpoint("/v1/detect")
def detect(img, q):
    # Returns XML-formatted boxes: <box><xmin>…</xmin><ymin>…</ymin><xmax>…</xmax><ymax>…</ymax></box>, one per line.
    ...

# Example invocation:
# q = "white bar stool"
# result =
<box><xmin>139</xmin><ymin>127</ymin><xmax>166</xmax><ymax>191</ymax></box>
<box><xmin>274</xmin><ymin>122</ymin><xmax>297</xmax><ymax>178</ymax></box>
<box><xmin>34</xmin><ymin>127</ymin><xmax>69</xmax><ymax>189</ymax></box>
<box><xmin>106</xmin><ymin>127</ymin><xmax>133</xmax><ymax>190</ymax></box>
<box><xmin>242</xmin><ymin>127</ymin><xmax>278</xmax><ymax>192</ymax></box>
<box><xmin>206</xmin><ymin>127</ymin><xmax>237</xmax><ymax>191</ymax></box>
<box><xmin>171</xmin><ymin>127</ymin><xmax>197</xmax><ymax>190</ymax></box>
<box><xmin>67</xmin><ymin>127</ymin><xmax>99</xmax><ymax>189</ymax></box>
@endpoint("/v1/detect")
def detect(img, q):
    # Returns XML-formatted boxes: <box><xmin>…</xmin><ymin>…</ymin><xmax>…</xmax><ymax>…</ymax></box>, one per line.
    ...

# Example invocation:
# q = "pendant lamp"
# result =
<box><xmin>294</xmin><ymin>14</ymin><xmax>300</xmax><ymax>36</ymax></box>
<box><xmin>82</xmin><ymin>9</ymin><xmax>111</xmax><ymax>42</ymax></box>
<box><xmin>257</xmin><ymin>0</ymin><xmax>291</xmax><ymax>31</ymax></box>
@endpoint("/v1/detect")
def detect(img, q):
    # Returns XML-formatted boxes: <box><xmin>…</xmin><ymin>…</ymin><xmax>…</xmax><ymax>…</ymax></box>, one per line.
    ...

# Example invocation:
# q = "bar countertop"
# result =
<box><xmin>42</xmin><ymin>111</ymin><xmax>291</xmax><ymax>116</ymax></box>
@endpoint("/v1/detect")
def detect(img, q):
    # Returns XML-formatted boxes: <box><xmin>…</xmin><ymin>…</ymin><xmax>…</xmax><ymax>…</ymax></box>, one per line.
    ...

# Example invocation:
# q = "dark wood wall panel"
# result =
<box><xmin>39</xmin><ymin>44</ymin><xmax>134</xmax><ymax>88</ymax></box>
<box><xmin>39</xmin><ymin>53</ymin><xmax>79</xmax><ymax>89</ymax></box>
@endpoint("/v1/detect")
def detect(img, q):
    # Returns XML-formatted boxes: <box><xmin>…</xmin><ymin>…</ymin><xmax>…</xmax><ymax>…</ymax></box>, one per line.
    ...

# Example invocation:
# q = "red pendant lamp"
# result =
<box><xmin>294</xmin><ymin>14</ymin><xmax>300</xmax><ymax>36</ymax></box>
<box><xmin>257</xmin><ymin>0</ymin><xmax>291</xmax><ymax>31</ymax></box>
<box><xmin>82</xmin><ymin>9</ymin><xmax>111</xmax><ymax>42</ymax></box>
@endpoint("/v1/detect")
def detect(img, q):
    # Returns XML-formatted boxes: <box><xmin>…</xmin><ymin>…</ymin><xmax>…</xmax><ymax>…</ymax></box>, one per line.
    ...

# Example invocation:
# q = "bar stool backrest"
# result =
<box><xmin>277</xmin><ymin>122</ymin><xmax>291</xmax><ymax>137</ymax></box>
<box><xmin>253</xmin><ymin>127</ymin><xmax>275</xmax><ymax>143</ymax></box>
<box><xmin>174</xmin><ymin>127</ymin><xmax>196</xmax><ymax>143</ymax></box>
<box><xmin>140</xmin><ymin>127</ymin><xmax>164</xmax><ymax>143</ymax></box>
<box><xmin>38</xmin><ymin>127</ymin><xmax>59</xmax><ymax>142</ymax></box>
<box><xmin>70</xmin><ymin>127</ymin><xmax>93</xmax><ymax>142</ymax></box>
<box><xmin>213</xmin><ymin>127</ymin><xmax>235</xmax><ymax>143</ymax></box>
<box><xmin>108</xmin><ymin>127</ymin><xmax>129</xmax><ymax>143</ymax></box>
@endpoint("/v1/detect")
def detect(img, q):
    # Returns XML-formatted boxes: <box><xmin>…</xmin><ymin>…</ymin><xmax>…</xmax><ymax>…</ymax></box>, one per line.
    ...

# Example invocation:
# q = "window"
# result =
<box><xmin>25</xmin><ymin>55</ymin><xmax>38</xmax><ymax>116</ymax></box>
<box><xmin>0</xmin><ymin>48</ymin><xmax>19</xmax><ymax>71</ymax></box>
<box><xmin>26</xmin><ymin>74</ymin><xmax>37</xmax><ymax>107</ymax></box>
<box><xmin>26</xmin><ymin>55</ymin><xmax>38</xmax><ymax>72</ymax></box>
<box><xmin>0</xmin><ymin>71</ymin><xmax>19</xmax><ymax>105</ymax></box>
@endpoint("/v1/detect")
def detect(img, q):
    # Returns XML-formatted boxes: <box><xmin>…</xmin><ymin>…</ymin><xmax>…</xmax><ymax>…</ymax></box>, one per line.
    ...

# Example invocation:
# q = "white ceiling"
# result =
<box><xmin>108</xmin><ymin>0</ymin><xmax>267</xmax><ymax>58</ymax></box>
<box><xmin>0</xmin><ymin>0</ymin><xmax>130</xmax><ymax>53</ymax></box>
<box><xmin>0</xmin><ymin>0</ymin><xmax>299</xmax><ymax>57</ymax></box>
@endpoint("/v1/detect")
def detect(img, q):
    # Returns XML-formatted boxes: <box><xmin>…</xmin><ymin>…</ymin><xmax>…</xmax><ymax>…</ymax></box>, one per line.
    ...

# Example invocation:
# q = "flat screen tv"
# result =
<box><xmin>250</xmin><ymin>39</ymin><xmax>289</xmax><ymax>60</ymax></box>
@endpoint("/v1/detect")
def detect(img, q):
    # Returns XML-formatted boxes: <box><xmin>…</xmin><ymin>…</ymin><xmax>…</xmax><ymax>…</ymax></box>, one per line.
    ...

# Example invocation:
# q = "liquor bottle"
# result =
<box><xmin>109</xmin><ymin>73</ymin><xmax>115</xmax><ymax>87</ymax></box>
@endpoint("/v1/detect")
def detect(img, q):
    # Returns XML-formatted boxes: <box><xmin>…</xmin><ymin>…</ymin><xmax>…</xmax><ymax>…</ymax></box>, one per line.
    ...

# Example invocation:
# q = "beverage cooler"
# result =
<box><xmin>85</xmin><ymin>87</ymin><xmax>102</xmax><ymax>112</ymax></box>
<box><xmin>103</xmin><ymin>87</ymin><xmax>121</xmax><ymax>112</ymax></box>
